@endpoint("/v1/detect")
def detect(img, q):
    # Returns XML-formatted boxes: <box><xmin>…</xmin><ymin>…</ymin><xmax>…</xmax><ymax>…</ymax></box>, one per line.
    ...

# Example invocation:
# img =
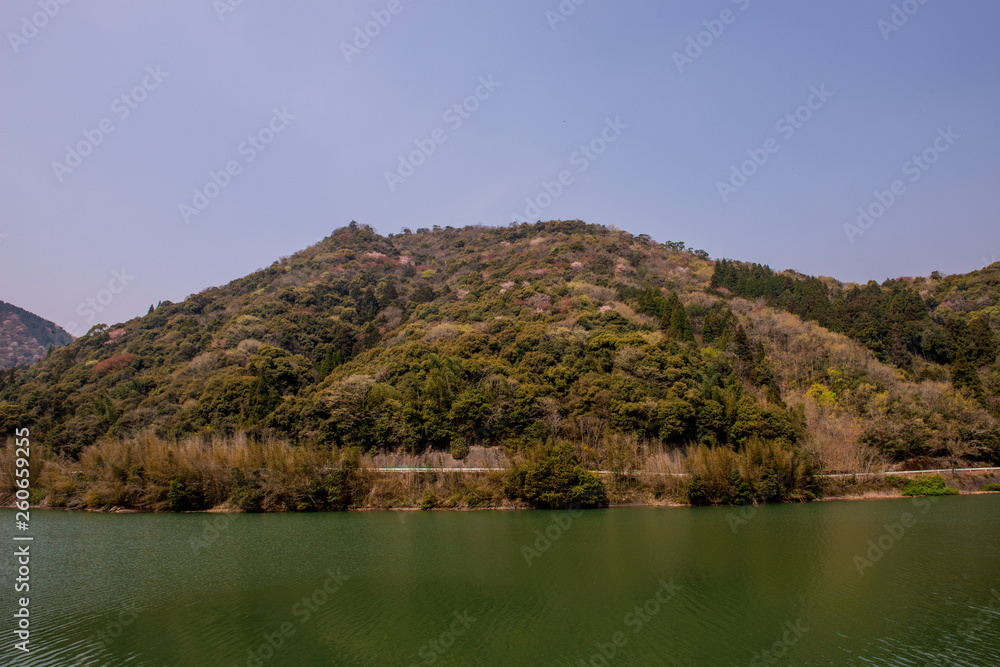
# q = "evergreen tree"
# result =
<box><xmin>952</xmin><ymin>347</ymin><xmax>984</xmax><ymax>399</ymax></box>
<box><xmin>969</xmin><ymin>317</ymin><xmax>996</xmax><ymax>366</ymax></box>
<box><xmin>245</xmin><ymin>373</ymin><xmax>280</xmax><ymax>423</ymax></box>
<box><xmin>734</xmin><ymin>324</ymin><xmax>755</xmax><ymax>381</ymax></box>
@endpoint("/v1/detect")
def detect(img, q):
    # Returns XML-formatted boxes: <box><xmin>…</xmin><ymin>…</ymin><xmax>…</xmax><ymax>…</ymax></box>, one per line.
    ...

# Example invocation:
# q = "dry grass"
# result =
<box><xmin>0</xmin><ymin>434</ymin><xmax>517</xmax><ymax>512</ymax></box>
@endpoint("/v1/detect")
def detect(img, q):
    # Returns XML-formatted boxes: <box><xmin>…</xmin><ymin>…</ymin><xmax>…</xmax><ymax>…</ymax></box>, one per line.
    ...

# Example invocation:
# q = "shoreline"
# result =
<box><xmin>4</xmin><ymin>464</ymin><xmax>997</xmax><ymax>514</ymax></box>
<box><xmin>5</xmin><ymin>484</ymin><xmax>998</xmax><ymax>514</ymax></box>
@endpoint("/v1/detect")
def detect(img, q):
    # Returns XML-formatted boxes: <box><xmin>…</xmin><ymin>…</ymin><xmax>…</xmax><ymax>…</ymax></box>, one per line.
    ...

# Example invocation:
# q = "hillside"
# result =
<box><xmin>0</xmin><ymin>301</ymin><xmax>73</xmax><ymax>369</ymax></box>
<box><xmin>1</xmin><ymin>221</ymin><xmax>997</xmax><ymax>510</ymax></box>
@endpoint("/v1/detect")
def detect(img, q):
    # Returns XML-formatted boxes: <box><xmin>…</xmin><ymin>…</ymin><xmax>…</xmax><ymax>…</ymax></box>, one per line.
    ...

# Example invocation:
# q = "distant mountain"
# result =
<box><xmin>0</xmin><ymin>221</ymin><xmax>997</xmax><ymax>474</ymax></box>
<box><xmin>0</xmin><ymin>301</ymin><xmax>73</xmax><ymax>369</ymax></box>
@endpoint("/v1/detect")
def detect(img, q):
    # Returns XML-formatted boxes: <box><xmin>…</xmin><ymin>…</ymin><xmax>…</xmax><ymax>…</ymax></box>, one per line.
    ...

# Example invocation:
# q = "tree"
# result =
<box><xmin>503</xmin><ymin>444</ymin><xmax>608</xmax><ymax>509</ymax></box>
<box><xmin>734</xmin><ymin>324</ymin><xmax>755</xmax><ymax>381</ymax></box>
<box><xmin>969</xmin><ymin>317</ymin><xmax>997</xmax><ymax>366</ymax></box>
<box><xmin>952</xmin><ymin>347</ymin><xmax>984</xmax><ymax>399</ymax></box>
<box><xmin>660</xmin><ymin>292</ymin><xmax>694</xmax><ymax>342</ymax></box>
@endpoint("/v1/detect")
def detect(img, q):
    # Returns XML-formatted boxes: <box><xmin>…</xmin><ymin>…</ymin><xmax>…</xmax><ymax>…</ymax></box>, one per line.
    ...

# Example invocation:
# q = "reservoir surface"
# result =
<box><xmin>1</xmin><ymin>495</ymin><xmax>998</xmax><ymax>666</ymax></box>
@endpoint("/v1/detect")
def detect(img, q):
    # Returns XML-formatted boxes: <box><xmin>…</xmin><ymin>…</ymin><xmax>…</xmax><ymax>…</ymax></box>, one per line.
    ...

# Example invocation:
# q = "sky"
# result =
<box><xmin>1</xmin><ymin>0</ymin><xmax>998</xmax><ymax>336</ymax></box>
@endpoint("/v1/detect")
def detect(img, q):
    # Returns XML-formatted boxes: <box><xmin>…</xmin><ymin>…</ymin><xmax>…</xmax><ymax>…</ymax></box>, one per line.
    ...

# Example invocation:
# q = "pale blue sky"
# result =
<box><xmin>1</xmin><ymin>1</ymin><xmax>998</xmax><ymax>334</ymax></box>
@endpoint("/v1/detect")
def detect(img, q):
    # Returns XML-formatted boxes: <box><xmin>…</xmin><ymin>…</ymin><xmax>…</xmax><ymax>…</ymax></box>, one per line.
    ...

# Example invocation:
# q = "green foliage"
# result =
<box><xmin>167</xmin><ymin>478</ymin><xmax>188</xmax><ymax>512</ymax></box>
<box><xmin>901</xmin><ymin>475</ymin><xmax>958</xmax><ymax>497</ymax></box>
<box><xmin>503</xmin><ymin>444</ymin><xmax>608</xmax><ymax>509</ymax></box>
<box><xmin>419</xmin><ymin>492</ymin><xmax>437</xmax><ymax>510</ymax></box>
<box><xmin>229</xmin><ymin>469</ymin><xmax>263</xmax><ymax>512</ymax></box>
<box><xmin>167</xmin><ymin>478</ymin><xmax>205</xmax><ymax>512</ymax></box>
<box><xmin>449</xmin><ymin>436</ymin><xmax>470</xmax><ymax>460</ymax></box>
<box><xmin>2</xmin><ymin>220</ymin><xmax>996</xmax><ymax>479</ymax></box>
<box><xmin>982</xmin><ymin>483</ymin><xmax>1000</xmax><ymax>492</ymax></box>
<box><xmin>685</xmin><ymin>475</ymin><xmax>710</xmax><ymax>506</ymax></box>
<box><xmin>712</xmin><ymin>259</ymin><xmax>1000</xmax><ymax>381</ymax></box>
<box><xmin>683</xmin><ymin>439</ymin><xmax>817</xmax><ymax>505</ymax></box>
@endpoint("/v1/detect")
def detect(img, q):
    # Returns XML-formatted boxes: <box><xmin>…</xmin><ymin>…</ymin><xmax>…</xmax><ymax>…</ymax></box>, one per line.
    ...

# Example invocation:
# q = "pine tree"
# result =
<box><xmin>245</xmin><ymin>373</ymin><xmax>280</xmax><ymax>423</ymax></box>
<box><xmin>952</xmin><ymin>347</ymin><xmax>984</xmax><ymax>399</ymax></box>
<box><xmin>669</xmin><ymin>306</ymin><xmax>695</xmax><ymax>343</ymax></box>
<box><xmin>734</xmin><ymin>324</ymin><xmax>755</xmax><ymax>381</ymax></box>
<box><xmin>968</xmin><ymin>317</ymin><xmax>996</xmax><ymax>366</ymax></box>
<box><xmin>660</xmin><ymin>292</ymin><xmax>694</xmax><ymax>342</ymax></box>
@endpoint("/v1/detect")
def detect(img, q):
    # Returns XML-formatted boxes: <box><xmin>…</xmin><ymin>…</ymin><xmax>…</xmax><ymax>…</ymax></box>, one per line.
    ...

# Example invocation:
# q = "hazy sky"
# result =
<box><xmin>1</xmin><ymin>1</ymin><xmax>998</xmax><ymax>335</ymax></box>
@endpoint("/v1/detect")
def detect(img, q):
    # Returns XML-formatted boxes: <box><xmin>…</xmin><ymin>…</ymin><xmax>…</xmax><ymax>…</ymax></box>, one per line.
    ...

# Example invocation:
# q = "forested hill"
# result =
<box><xmin>1</xmin><ymin>221</ymin><xmax>997</xmax><ymax>472</ymax></box>
<box><xmin>0</xmin><ymin>301</ymin><xmax>73</xmax><ymax>369</ymax></box>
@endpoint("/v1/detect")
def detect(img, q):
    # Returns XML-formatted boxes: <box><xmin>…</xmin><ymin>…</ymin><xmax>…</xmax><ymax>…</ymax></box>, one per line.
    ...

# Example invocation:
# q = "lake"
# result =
<box><xmin>1</xmin><ymin>495</ymin><xmax>998</xmax><ymax>666</ymax></box>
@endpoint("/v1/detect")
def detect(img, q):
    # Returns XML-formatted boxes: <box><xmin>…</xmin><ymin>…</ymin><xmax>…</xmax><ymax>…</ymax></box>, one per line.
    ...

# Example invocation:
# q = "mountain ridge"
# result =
<box><xmin>1</xmin><ymin>221</ymin><xmax>997</xmax><ymax>480</ymax></box>
<box><xmin>0</xmin><ymin>300</ymin><xmax>73</xmax><ymax>370</ymax></box>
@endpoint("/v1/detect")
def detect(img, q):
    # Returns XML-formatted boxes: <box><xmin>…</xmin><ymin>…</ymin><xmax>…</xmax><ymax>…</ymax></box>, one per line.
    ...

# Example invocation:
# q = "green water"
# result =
<box><xmin>1</xmin><ymin>495</ymin><xmax>998</xmax><ymax>666</ymax></box>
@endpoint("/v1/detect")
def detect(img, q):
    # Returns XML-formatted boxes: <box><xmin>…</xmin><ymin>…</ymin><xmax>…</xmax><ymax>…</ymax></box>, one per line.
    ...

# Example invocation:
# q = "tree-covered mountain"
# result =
<box><xmin>0</xmin><ymin>301</ymin><xmax>73</xmax><ymax>369</ymax></box>
<box><xmin>1</xmin><ymin>221</ymin><xmax>997</xmax><ymax>487</ymax></box>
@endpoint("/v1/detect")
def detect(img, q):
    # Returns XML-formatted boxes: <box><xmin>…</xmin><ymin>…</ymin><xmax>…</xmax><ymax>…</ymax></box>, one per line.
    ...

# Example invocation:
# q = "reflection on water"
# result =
<box><xmin>1</xmin><ymin>495</ymin><xmax>998</xmax><ymax>666</ymax></box>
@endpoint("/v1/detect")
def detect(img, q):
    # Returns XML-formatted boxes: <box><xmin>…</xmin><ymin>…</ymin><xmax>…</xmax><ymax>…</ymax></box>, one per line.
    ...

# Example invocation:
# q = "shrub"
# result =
<box><xmin>419</xmin><ymin>492</ymin><xmax>437</xmax><ymax>510</ymax></box>
<box><xmin>168</xmin><ymin>478</ymin><xmax>206</xmax><ymax>512</ymax></box>
<box><xmin>229</xmin><ymin>468</ymin><xmax>263</xmax><ymax>512</ymax></box>
<box><xmin>685</xmin><ymin>475</ymin><xmax>710</xmax><ymax>506</ymax></box>
<box><xmin>901</xmin><ymin>475</ymin><xmax>959</xmax><ymax>497</ymax></box>
<box><xmin>981</xmin><ymin>483</ymin><xmax>1000</xmax><ymax>492</ymax></box>
<box><xmin>449</xmin><ymin>437</ymin><xmax>470</xmax><ymax>461</ymax></box>
<box><xmin>168</xmin><ymin>479</ymin><xmax>188</xmax><ymax>512</ymax></box>
<box><xmin>682</xmin><ymin>439</ymin><xmax>817</xmax><ymax>505</ymax></box>
<box><xmin>503</xmin><ymin>443</ymin><xmax>608</xmax><ymax>509</ymax></box>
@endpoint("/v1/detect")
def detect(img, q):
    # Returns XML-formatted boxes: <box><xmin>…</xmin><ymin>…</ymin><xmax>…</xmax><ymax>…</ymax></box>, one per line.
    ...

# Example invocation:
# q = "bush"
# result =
<box><xmin>685</xmin><ymin>475</ymin><xmax>710</xmax><ymax>506</ymax></box>
<box><xmin>901</xmin><ymin>475</ymin><xmax>959</xmax><ymax>497</ymax></box>
<box><xmin>503</xmin><ymin>443</ymin><xmax>608</xmax><ymax>509</ymax></box>
<box><xmin>449</xmin><ymin>437</ymin><xmax>470</xmax><ymax>461</ymax></box>
<box><xmin>168</xmin><ymin>479</ymin><xmax>188</xmax><ymax>511</ymax></box>
<box><xmin>229</xmin><ymin>469</ymin><xmax>263</xmax><ymax>512</ymax></box>
<box><xmin>682</xmin><ymin>439</ymin><xmax>817</xmax><ymax>505</ymax></box>
<box><xmin>419</xmin><ymin>492</ymin><xmax>437</xmax><ymax>510</ymax></box>
<box><xmin>981</xmin><ymin>483</ymin><xmax>1000</xmax><ymax>492</ymax></box>
<box><xmin>167</xmin><ymin>478</ymin><xmax>206</xmax><ymax>512</ymax></box>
